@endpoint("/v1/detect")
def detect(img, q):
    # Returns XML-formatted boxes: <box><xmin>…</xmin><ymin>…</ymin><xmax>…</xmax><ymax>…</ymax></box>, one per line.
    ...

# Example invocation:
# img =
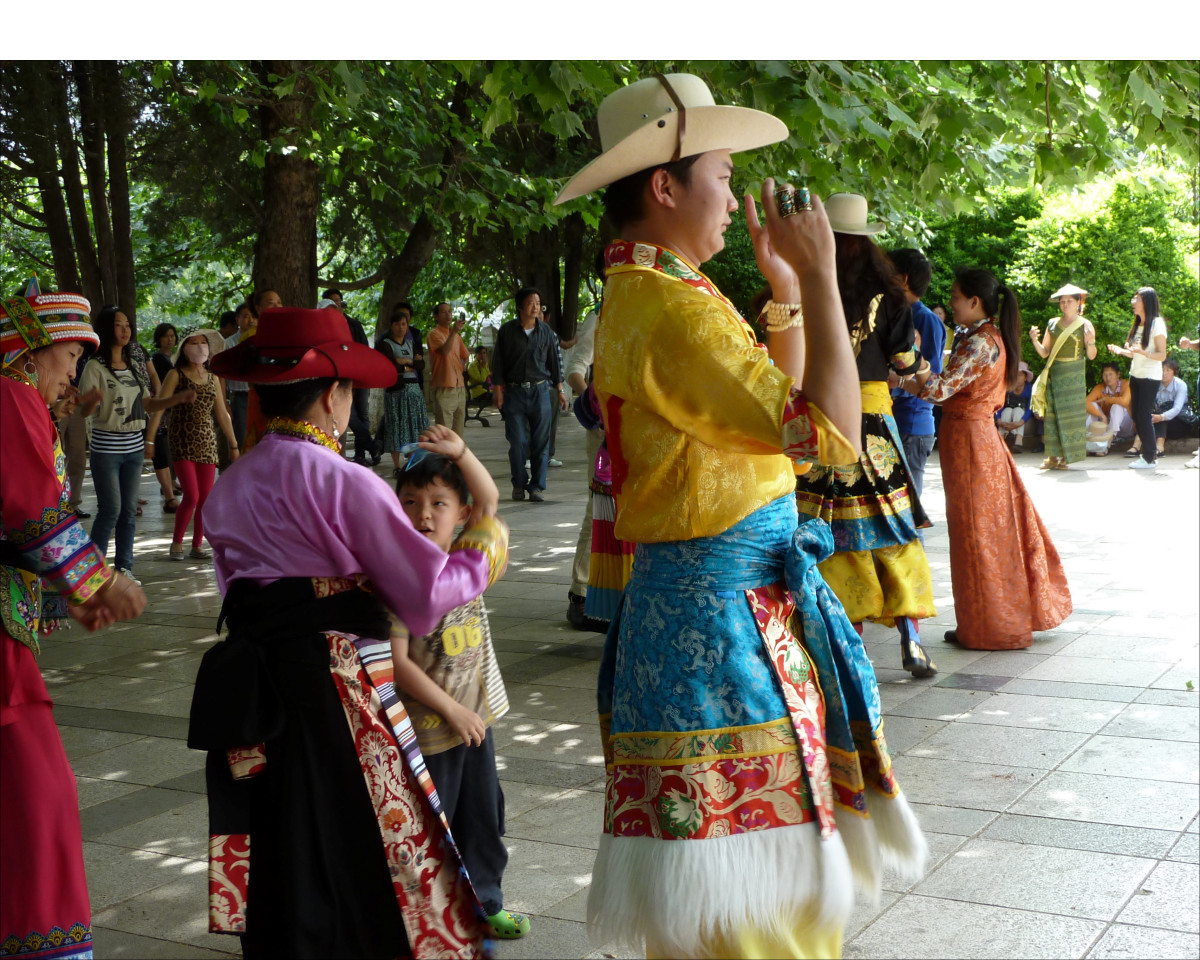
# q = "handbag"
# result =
<box><xmin>1030</xmin><ymin>317</ymin><xmax>1085</xmax><ymax>418</ymax></box>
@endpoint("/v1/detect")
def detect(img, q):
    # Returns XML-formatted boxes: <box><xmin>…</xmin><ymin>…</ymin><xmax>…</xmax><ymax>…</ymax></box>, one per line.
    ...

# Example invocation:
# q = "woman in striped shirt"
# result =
<box><xmin>78</xmin><ymin>307</ymin><xmax>193</xmax><ymax>581</ymax></box>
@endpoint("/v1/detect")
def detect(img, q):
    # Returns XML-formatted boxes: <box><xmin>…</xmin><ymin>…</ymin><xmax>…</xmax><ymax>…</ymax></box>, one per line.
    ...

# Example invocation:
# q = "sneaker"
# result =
<box><xmin>528</xmin><ymin>488</ymin><xmax>545</xmax><ymax>503</ymax></box>
<box><xmin>512</xmin><ymin>485</ymin><xmax>526</xmax><ymax>501</ymax></box>
<box><xmin>548</xmin><ymin>457</ymin><xmax>563</xmax><ymax>467</ymax></box>
<box><xmin>486</xmin><ymin>910</ymin><xmax>531</xmax><ymax>940</ymax></box>
<box><xmin>115</xmin><ymin>568</ymin><xmax>141</xmax><ymax>586</ymax></box>
<box><xmin>1128</xmin><ymin>457</ymin><xmax>1155</xmax><ymax>470</ymax></box>
<box><xmin>1186</xmin><ymin>455</ymin><xmax>1200</xmax><ymax>469</ymax></box>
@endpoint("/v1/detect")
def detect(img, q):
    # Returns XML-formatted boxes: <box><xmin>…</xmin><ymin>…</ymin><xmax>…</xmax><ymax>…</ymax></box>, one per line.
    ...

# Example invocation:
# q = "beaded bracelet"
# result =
<box><xmin>762</xmin><ymin>300</ymin><xmax>804</xmax><ymax>333</ymax></box>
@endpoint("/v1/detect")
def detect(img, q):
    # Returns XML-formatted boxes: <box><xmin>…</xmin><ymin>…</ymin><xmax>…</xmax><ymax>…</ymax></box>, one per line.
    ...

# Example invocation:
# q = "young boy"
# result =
<box><xmin>390</xmin><ymin>424</ymin><xmax>530</xmax><ymax>940</ymax></box>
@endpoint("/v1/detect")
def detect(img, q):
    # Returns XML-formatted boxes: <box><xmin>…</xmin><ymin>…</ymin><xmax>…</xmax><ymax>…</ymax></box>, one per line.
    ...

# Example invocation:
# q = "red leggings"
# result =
<box><xmin>172</xmin><ymin>460</ymin><xmax>216</xmax><ymax>549</ymax></box>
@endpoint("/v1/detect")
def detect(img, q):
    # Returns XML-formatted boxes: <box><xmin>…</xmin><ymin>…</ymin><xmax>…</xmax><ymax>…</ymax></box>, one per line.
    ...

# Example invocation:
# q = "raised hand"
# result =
<box><xmin>416</xmin><ymin>422</ymin><xmax>467</xmax><ymax>461</ymax></box>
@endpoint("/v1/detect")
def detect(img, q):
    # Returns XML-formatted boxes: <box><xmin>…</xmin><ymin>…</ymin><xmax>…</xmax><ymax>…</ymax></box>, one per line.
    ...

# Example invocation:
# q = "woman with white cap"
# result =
<box><xmin>556</xmin><ymin>73</ymin><xmax>926</xmax><ymax>959</ymax></box>
<box><xmin>794</xmin><ymin>193</ymin><xmax>939</xmax><ymax>680</ymax></box>
<box><xmin>1029</xmin><ymin>283</ymin><xmax>1095</xmax><ymax>468</ymax></box>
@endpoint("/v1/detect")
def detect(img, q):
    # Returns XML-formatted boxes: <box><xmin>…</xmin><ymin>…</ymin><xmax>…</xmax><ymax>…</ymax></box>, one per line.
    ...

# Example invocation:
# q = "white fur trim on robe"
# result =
<box><xmin>835</xmin><ymin>789</ymin><xmax>929</xmax><ymax>902</ymax></box>
<box><xmin>587</xmin><ymin>822</ymin><xmax>853</xmax><ymax>957</ymax></box>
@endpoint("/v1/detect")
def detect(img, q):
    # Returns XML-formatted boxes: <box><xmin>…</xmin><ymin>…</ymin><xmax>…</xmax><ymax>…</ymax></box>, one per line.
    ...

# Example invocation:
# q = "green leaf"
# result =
<box><xmin>1127</xmin><ymin>71</ymin><xmax>1165</xmax><ymax>121</ymax></box>
<box><xmin>886</xmin><ymin>101</ymin><xmax>918</xmax><ymax>130</ymax></box>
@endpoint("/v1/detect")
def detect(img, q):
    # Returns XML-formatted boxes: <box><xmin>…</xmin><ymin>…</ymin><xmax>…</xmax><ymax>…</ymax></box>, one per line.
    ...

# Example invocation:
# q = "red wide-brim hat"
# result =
<box><xmin>212</xmin><ymin>307</ymin><xmax>396</xmax><ymax>389</ymax></box>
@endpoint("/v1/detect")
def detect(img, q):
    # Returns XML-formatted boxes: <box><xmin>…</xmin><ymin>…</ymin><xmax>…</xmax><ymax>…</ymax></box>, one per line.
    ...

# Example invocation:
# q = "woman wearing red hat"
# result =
<box><xmin>188</xmin><ymin>307</ymin><xmax>506</xmax><ymax>958</ymax></box>
<box><xmin>1</xmin><ymin>279</ymin><xmax>147</xmax><ymax>960</ymax></box>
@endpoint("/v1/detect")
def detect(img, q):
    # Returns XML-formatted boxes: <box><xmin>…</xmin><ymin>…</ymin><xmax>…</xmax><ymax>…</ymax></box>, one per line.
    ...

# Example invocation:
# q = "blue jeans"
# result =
<box><xmin>502</xmin><ymin>382</ymin><xmax>551</xmax><ymax>492</ymax></box>
<box><xmin>229</xmin><ymin>391</ymin><xmax>249</xmax><ymax>448</ymax></box>
<box><xmin>90</xmin><ymin>448</ymin><xmax>143</xmax><ymax>571</ymax></box>
<box><xmin>900</xmin><ymin>433</ymin><xmax>936</xmax><ymax>499</ymax></box>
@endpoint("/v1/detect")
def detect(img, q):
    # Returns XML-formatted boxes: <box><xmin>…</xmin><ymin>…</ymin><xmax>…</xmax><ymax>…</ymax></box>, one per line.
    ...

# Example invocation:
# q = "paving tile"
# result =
<box><xmin>904</xmin><ymin>723</ymin><xmax>1087</xmax><ymax>769</ymax></box>
<box><xmin>1056</xmin><ymin>633</ymin><xmax>1198</xmax><ymax>663</ymax></box>
<box><xmin>1136</xmin><ymin>689</ymin><xmax>1200</xmax><ymax>708</ymax></box>
<box><xmin>92</xmin><ymin>926</ymin><xmax>236</xmax><ymax>957</ymax></box>
<box><xmin>914</xmin><ymin>837</ymin><xmax>1154</xmax><ymax>919</ymax></box>
<box><xmin>1020</xmin><ymin>656</ymin><xmax>1170</xmax><ymax>688</ymax></box>
<box><xmin>54</xmin><ymin>705</ymin><xmax>190</xmax><ymax>740</ymax></box>
<box><xmin>89</xmin><ymin>797</ymin><xmax>209</xmax><ymax>860</ymax></box>
<box><xmin>998</xmin><ymin>679</ymin><xmax>1142</xmax><ymax>704</ymax></box>
<box><xmin>59</xmin><ymin>726</ymin><xmax>144</xmax><ymax>762</ymax></box>
<box><xmin>1115</xmin><ymin>860</ymin><xmax>1200</xmax><ymax>933</ymax></box>
<box><xmin>845</xmin><ymin>890</ymin><xmax>900</xmax><ymax>939</ymax></box>
<box><xmin>50</xmin><ymin>676</ymin><xmax>196</xmax><ymax>718</ymax></box>
<box><xmin>887</xmin><ymin>688</ymin><xmax>996</xmax><ymax>721</ymax></box>
<box><xmin>492</xmin><ymin>917</ymin><xmax>596</xmax><ymax>960</ymax></box>
<box><xmin>495</xmin><ymin>755</ymin><xmax>604</xmax><ymax>790</ymax></box>
<box><xmin>981</xmin><ymin>813</ymin><xmax>1179</xmax><ymax>859</ymax></box>
<box><xmin>1152</xmin><ymin>665</ymin><xmax>1200</xmax><ymax>692</ymax></box>
<box><xmin>535</xmin><ymin>660</ymin><xmax>604</xmax><ymax>691</ymax></box>
<box><xmin>957</xmin><ymin>651</ymin><xmax>1049</xmax><ymax>677</ymax></box>
<box><xmin>91</xmin><ymin>871</ymin><xmax>245</xmax><ymax>953</ymax></box>
<box><xmin>1011</xmin><ymin>772</ymin><xmax>1199</xmax><ymax>831</ymax></box>
<box><xmin>1100</xmin><ymin>703</ymin><xmax>1200</xmax><ymax>742</ymax></box>
<box><xmin>934</xmin><ymin>673</ymin><xmax>1014</xmax><ymax>692</ymax></box>
<box><xmin>1169</xmin><ymin>833</ymin><xmax>1200</xmax><ymax>864</ymax></box>
<box><xmin>959</xmin><ymin>692</ymin><xmax>1125</xmax><ymax>733</ymax></box>
<box><xmin>503</xmin><ymin>682</ymin><xmax>605</xmax><ymax>723</ymax></box>
<box><xmin>1059</xmin><ymin>735</ymin><xmax>1199</xmax><ymax>784</ymax></box>
<box><xmin>906</xmin><ymin>802</ymin><xmax>999</xmax><ymax>837</ymax></box>
<box><xmin>76</xmin><ymin>776</ymin><xmax>143</xmax><ymax>811</ymax></box>
<box><xmin>506</xmin><ymin>789</ymin><xmax>604</xmax><ymax>850</ymax></box>
<box><xmin>1086</xmin><ymin>924</ymin><xmax>1200</xmax><ymax>960</ymax></box>
<box><xmin>888</xmin><ymin>756</ymin><xmax>1045</xmax><ymax>811</ymax></box>
<box><xmin>882</xmin><ymin>831</ymin><xmax>964</xmax><ymax>893</ymax></box>
<box><xmin>82</xmin><ymin>786</ymin><xmax>203</xmax><ymax>841</ymax></box>
<box><xmin>496</xmin><ymin>781</ymin><xmax>579</xmax><ymax>819</ymax></box>
<box><xmin>844</xmin><ymin>896</ymin><xmax>1104</xmax><ymax>959</ymax></box>
<box><xmin>879</xmin><ymin>716</ymin><xmax>947</xmax><ymax>754</ymax></box>
<box><xmin>82</xmin><ymin>842</ymin><xmax>206</xmax><ymax>914</ymax></box>
<box><xmin>499</xmin><ymin>838</ymin><xmax>596</xmax><ymax>915</ymax></box>
<box><xmin>498</xmin><ymin>723</ymin><xmax>605</xmax><ymax>767</ymax></box>
<box><xmin>71</xmin><ymin>736</ymin><xmax>205</xmax><ymax>788</ymax></box>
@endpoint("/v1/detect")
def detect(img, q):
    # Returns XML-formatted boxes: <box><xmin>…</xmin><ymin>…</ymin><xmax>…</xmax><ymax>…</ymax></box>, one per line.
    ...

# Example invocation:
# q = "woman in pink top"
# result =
<box><xmin>189</xmin><ymin>308</ymin><xmax>508</xmax><ymax>959</ymax></box>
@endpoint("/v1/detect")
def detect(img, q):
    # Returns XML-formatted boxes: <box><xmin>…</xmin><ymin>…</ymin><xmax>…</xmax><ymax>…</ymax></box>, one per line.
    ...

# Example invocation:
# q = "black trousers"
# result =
<box><xmin>422</xmin><ymin>729</ymin><xmax>508</xmax><ymax>915</ymax></box>
<box><xmin>1130</xmin><ymin>376</ymin><xmax>1158</xmax><ymax>462</ymax></box>
<box><xmin>348</xmin><ymin>387</ymin><xmax>374</xmax><ymax>459</ymax></box>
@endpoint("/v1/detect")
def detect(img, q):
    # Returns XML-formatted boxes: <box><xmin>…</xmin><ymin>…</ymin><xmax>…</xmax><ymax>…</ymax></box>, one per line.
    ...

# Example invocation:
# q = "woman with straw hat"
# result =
<box><xmin>1</xmin><ymin>277</ymin><xmax>148</xmax><ymax>960</ymax></box>
<box><xmin>188</xmin><ymin>307</ymin><xmax>506</xmax><ymax>958</ymax></box>
<box><xmin>1030</xmin><ymin>283</ymin><xmax>1095</xmax><ymax>468</ymax></box>
<box><xmin>555</xmin><ymin>74</ymin><xmax>926</xmax><ymax>959</ymax></box>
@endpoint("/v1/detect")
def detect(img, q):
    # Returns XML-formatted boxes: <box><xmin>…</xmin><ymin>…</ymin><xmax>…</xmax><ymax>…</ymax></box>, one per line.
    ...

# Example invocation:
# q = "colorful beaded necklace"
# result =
<box><xmin>264</xmin><ymin>417</ymin><xmax>342</xmax><ymax>453</ymax></box>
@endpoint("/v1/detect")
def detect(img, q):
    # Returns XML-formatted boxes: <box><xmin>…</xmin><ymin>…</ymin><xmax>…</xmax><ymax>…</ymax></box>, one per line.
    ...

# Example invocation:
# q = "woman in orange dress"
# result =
<box><xmin>897</xmin><ymin>268</ymin><xmax>1072</xmax><ymax>650</ymax></box>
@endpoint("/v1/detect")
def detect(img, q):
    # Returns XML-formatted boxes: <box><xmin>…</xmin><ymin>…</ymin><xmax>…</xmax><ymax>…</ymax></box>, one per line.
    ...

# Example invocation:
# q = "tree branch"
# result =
<box><xmin>1044</xmin><ymin>61</ymin><xmax>1053</xmax><ymax>144</ymax></box>
<box><xmin>0</xmin><ymin>205</ymin><xmax>49</xmax><ymax>232</ymax></box>
<box><xmin>316</xmin><ymin>263</ymin><xmax>387</xmax><ymax>291</ymax></box>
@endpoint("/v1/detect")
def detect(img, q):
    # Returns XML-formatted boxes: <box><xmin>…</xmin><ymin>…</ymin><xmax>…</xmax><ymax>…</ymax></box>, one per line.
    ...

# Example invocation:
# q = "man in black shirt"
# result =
<box><xmin>323</xmin><ymin>288</ymin><xmax>380</xmax><ymax>465</ymax></box>
<box><xmin>491</xmin><ymin>287</ymin><xmax>567</xmax><ymax>502</ymax></box>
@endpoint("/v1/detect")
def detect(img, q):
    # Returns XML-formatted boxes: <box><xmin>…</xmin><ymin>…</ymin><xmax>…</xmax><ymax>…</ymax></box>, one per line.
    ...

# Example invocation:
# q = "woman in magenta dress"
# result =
<box><xmin>1</xmin><ymin>279</ymin><xmax>147</xmax><ymax>960</ymax></box>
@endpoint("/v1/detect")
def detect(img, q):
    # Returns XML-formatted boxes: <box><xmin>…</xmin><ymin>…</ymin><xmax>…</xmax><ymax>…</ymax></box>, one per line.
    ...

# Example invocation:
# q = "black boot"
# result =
<box><xmin>899</xmin><ymin>618</ymin><xmax>937</xmax><ymax>678</ymax></box>
<box><xmin>567</xmin><ymin>592</ymin><xmax>608</xmax><ymax>633</ymax></box>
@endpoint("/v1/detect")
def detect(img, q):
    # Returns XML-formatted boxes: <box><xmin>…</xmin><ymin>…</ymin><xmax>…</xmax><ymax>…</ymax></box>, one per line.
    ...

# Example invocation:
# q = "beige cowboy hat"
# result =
<box><xmin>554</xmin><ymin>73</ymin><xmax>788</xmax><ymax>205</ymax></box>
<box><xmin>1050</xmin><ymin>283</ymin><xmax>1089</xmax><ymax>300</ymax></box>
<box><xmin>171</xmin><ymin>328</ymin><xmax>226</xmax><ymax>366</ymax></box>
<box><xmin>824</xmin><ymin>193</ymin><xmax>885</xmax><ymax>235</ymax></box>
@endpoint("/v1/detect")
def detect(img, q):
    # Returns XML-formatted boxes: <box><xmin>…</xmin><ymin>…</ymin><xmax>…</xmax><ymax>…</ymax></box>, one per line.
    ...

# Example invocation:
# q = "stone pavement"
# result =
<box><xmin>44</xmin><ymin>411</ymin><xmax>1198</xmax><ymax>959</ymax></box>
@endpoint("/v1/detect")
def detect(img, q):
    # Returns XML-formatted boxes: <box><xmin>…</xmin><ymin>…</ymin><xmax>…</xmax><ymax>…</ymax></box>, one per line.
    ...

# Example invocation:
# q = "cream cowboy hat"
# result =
<box><xmin>171</xmin><ymin>328</ymin><xmax>226</xmax><ymax>366</ymax></box>
<box><xmin>824</xmin><ymin>193</ymin><xmax>885</xmax><ymax>235</ymax></box>
<box><xmin>1050</xmin><ymin>283</ymin><xmax>1089</xmax><ymax>300</ymax></box>
<box><xmin>554</xmin><ymin>73</ymin><xmax>788</xmax><ymax>204</ymax></box>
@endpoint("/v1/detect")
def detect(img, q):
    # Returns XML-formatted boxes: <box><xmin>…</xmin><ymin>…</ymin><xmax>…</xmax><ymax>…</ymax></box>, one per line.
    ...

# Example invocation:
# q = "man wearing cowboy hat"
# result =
<box><xmin>554</xmin><ymin>73</ymin><xmax>925</xmax><ymax>960</ymax></box>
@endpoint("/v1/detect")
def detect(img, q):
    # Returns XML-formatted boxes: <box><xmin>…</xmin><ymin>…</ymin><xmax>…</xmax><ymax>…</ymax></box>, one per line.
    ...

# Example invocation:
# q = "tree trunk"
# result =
<box><xmin>375</xmin><ymin>210</ymin><xmax>437</xmax><ymax>341</ymax></box>
<box><xmin>74</xmin><ymin>61</ymin><xmax>118</xmax><ymax>306</ymax></box>
<box><xmin>252</xmin><ymin>61</ymin><xmax>320</xmax><ymax>307</ymax></box>
<box><xmin>559</xmin><ymin>213</ymin><xmax>586</xmax><ymax>337</ymax></box>
<box><xmin>7</xmin><ymin>63</ymin><xmax>81</xmax><ymax>293</ymax></box>
<box><xmin>48</xmin><ymin>63</ymin><xmax>104</xmax><ymax>308</ymax></box>
<box><xmin>101</xmin><ymin>61</ymin><xmax>138</xmax><ymax>324</ymax></box>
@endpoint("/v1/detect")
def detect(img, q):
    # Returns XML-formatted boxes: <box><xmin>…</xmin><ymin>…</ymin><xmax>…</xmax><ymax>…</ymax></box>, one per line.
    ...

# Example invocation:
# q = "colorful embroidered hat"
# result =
<box><xmin>824</xmin><ymin>193</ymin><xmax>885</xmax><ymax>236</ymax></box>
<box><xmin>554</xmin><ymin>73</ymin><xmax>788</xmax><ymax>204</ymax></box>
<box><xmin>212</xmin><ymin>308</ymin><xmax>397</xmax><ymax>388</ymax></box>
<box><xmin>1050</xmin><ymin>283</ymin><xmax>1088</xmax><ymax>300</ymax></box>
<box><xmin>0</xmin><ymin>276</ymin><xmax>98</xmax><ymax>366</ymax></box>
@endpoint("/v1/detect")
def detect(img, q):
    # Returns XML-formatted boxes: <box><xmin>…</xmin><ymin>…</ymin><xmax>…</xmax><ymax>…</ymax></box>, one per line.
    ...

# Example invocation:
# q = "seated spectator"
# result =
<box><xmin>1151</xmin><ymin>357</ymin><xmax>1190</xmax><ymax>454</ymax></box>
<box><xmin>995</xmin><ymin>361</ymin><xmax>1034</xmax><ymax>450</ymax></box>
<box><xmin>467</xmin><ymin>345</ymin><xmax>492</xmax><ymax>404</ymax></box>
<box><xmin>1085</xmin><ymin>362</ymin><xmax>1133</xmax><ymax>455</ymax></box>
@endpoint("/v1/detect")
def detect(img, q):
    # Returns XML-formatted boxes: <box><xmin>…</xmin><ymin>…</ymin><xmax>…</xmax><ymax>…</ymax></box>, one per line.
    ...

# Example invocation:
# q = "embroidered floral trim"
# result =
<box><xmin>264</xmin><ymin>417</ymin><xmax>342</xmax><ymax>453</ymax></box>
<box><xmin>605</xmin><ymin>240</ymin><xmax>739</xmax><ymax>312</ymax></box>
<box><xmin>1</xmin><ymin>923</ymin><xmax>92</xmax><ymax>958</ymax></box>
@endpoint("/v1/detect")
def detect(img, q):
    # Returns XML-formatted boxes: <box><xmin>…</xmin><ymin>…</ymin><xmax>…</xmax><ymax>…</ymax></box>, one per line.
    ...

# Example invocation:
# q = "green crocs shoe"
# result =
<box><xmin>486</xmin><ymin>909</ymin><xmax>531</xmax><ymax>939</ymax></box>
